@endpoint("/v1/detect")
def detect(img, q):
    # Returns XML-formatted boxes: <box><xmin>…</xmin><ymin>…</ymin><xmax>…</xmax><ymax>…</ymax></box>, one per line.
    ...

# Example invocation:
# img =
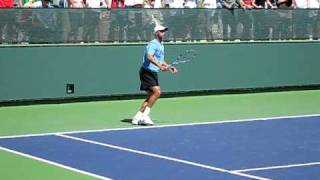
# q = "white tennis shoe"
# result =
<box><xmin>132</xmin><ymin>113</ymin><xmax>143</xmax><ymax>125</ymax></box>
<box><xmin>141</xmin><ymin>115</ymin><xmax>154</xmax><ymax>126</ymax></box>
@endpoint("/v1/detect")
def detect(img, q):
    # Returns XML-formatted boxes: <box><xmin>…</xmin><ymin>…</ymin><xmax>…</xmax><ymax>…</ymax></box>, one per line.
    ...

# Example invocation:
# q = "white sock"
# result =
<box><xmin>143</xmin><ymin>107</ymin><xmax>151</xmax><ymax>116</ymax></box>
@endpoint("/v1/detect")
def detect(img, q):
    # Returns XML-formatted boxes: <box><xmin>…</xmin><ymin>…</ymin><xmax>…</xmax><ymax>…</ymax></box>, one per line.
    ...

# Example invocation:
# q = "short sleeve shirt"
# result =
<box><xmin>143</xmin><ymin>39</ymin><xmax>165</xmax><ymax>73</ymax></box>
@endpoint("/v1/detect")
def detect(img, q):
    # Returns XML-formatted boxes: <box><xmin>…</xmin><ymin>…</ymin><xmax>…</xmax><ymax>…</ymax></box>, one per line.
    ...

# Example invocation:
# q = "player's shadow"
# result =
<box><xmin>121</xmin><ymin>118</ymin><xmax>157</xmax><ymax>126</ymax></box>
<box><xmin>121</xmin><ymin>118</ymin><xmax>132</xmax><ymax>123</ymax></box>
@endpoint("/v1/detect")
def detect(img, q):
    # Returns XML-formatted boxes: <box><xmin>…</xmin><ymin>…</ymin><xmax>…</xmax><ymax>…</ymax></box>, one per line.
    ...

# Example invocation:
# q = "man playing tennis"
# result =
<box><xmin>132</xmin><ymin>25</ymin><xmax>177</xmax><ymax>125</ymax></box>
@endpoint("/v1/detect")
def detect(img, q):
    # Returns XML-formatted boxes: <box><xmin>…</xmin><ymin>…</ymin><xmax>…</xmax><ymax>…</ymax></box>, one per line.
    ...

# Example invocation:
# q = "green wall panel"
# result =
<box><xmin>1</xmin><ymin>42</ymin><xmax>319</xmax><ymax>101</ymax></box>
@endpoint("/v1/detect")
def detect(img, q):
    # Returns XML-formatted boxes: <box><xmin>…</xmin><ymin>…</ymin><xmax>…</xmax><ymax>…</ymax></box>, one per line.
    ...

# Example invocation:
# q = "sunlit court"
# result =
<box><xmin>1</xmin><ymin>5</ymin><xmax>320</xmax><ymax>180</ymax></box>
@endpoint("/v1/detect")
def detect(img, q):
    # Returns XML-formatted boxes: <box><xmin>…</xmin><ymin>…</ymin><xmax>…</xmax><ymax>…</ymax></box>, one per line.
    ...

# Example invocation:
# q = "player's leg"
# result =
<box><xmin>132</xmin><ymin>67</ymin><xmax>159</xmax><ymax>125</ymax></box>
<box><xmin>141</xmin><ymin>86</ymin><xmax>161</xmax><ymax>125</ymax></box>
<box><xmin>132</xmin><ymin>91</ymin><xmax>152</xmax><ymax>125</ymax></box>
<box><xmin>139</xmin><ymin>91</ymin><xmax>152</xmax><ymax>112</ymax></box>
<box><xmin>145</xmin><ymin>86</ymin><xmax>161</xmax><ymax>108</ymax></box>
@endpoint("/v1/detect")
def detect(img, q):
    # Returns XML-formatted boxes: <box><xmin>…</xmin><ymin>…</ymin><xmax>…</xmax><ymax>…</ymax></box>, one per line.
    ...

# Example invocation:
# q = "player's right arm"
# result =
<box><xmin>146</xmin><ymin>54</ymin><xmax>167</xmax><ymax>71</ymax></box>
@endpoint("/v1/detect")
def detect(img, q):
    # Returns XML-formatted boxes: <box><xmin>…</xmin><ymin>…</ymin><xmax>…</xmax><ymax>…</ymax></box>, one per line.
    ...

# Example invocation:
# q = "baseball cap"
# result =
<box><xmin>154</xmin><ymin>25</ymin><xmax>168</xmax><ymax>33</ymax></box>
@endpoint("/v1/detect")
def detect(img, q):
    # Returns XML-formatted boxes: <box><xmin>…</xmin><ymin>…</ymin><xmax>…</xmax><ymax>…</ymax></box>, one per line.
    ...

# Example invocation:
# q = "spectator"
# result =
<box><xmin>26</xmin><ymin>0</ymin><xmax>58</xmax><ymax>43</ymax></box>
<box><xmin>294</xmin><ymin>0</ymin><xmax>319</xmax><ymax>39</ymax></box>
<box><xmin>125</xmin><ymin>0</ymin><xmax>144</xmax><ymax>7</ymax></box>
<box><xmin>201</xmin><ymin>0</ymin><xmax>216</xmax><ymax>8</ymax></box>
<box><xmin>201</xmin><ymin>0</ymin><xmax>221</xmax><ymax>40</ymax></box>
<box><xmin>144</xmin><ymin>0</ymin><xmax>155</xmax><ymax>7</ymax></box>
<box><xmin>164</xmin><ymin>0</ymin><xmax>185</xmax><ymax>41</ymax></box>
<box><xmin>276</xmin><ymin>0</ymin><xmax>296</xmax><ymax>8</ymax></box>
<box><xmin>108</xmin><ymin>0</ymin><xmax>126</xmax><ymax>41</ymax></box>
<box><xmin>67</xmin><ymin>0</ymin><xmax>85</xmax><ymax>42</ymax></box>
<box><xmin>0</xmin><ymin>0</ymin><xmax>14</xmax><ymax>7</ymax></box>
<box><xmin>238</xmin><ymin>0</ymin><xmax>254</xmax><ymax>40</ymax></box>
<box><xmin>184</xmin><ymin>0</ymin><xmax>197</xmax><ymax>8</ymax></box>
<box><xmin>252</xmin><ymin>0</ymin><xmax>269</xmax><ymax>40</ymax></box>
<box><xmin>266</xmin><ymin>0</ymin><xmax>277</xmax><ymax>8</ymax></box>
<box><xmin>68</xmin><ymin>0</ymin><xmax>85</xmax><ymax>7</ymax></box>
<box><xmin>309</xmin><ymin>0</ymin><xmax>320</xmax><ymax>8</ymax></box>
<box><xmin>125</xmin><ymin>0</ymin><xmax>144</xmax><ymax>41</ymax></box>
<box><xmin>275</xmin><ymin>0</ymin><xmax>296</xmax><ymax>39</ymax></box>
<box><xmin>217</xmin><ymin>0</ymin><xmax>223</xmax><ymax>8</ymax></box>
<box><xmin>239</xmin><ymin>0</ymin><xmax>254</xmax><ymax>8</ymax></box>
<box><xmin>222</xmin><ymin>0</ymin><xmax>239</xmax><ymax>40</ymax></box>
<box><xmin>253</xmin><ymin>0</ymin><xmax>276</xmax><ymax>8</ymax></box>
<box><xmin>167</xmin><ymin>0</ymin><xmax>184</xmax><ymax>8</ymax></box>
<box><xmin>0</xmin><ymin>0</ymin><xmax>15</xmax><ymax>43</ymax></box>
<box><xmin>294</xmin><ymin>0</ymin><xmax>309</xmax><ymax>39</ymax></box>
<box><xmin>252</xmin><ymin>0</ymin><xmax>265</xmax><ymax>7</ymax></box>
<box><xmin>309</xmin><ymin>0</ymin><xmax>320</xmax><ymax>39</ymax></box>
<box><xmin>83</xmin><ymin>0</ymin><xmax>106</xmax><ymax>42</ymax></box>
<box><xmin>110</xmin><ymin>0</ymin><xmax>125</xmax><ymax>7</ymax></box>
<box><xmin>294</xmin><ymin>0</ymin><xmax>306</xmax><ymax>8</ymax></box>
<box><xmin>28</xmin><ymin>0</ymin><xmax>54</xmax><ymax>7</ymax></box>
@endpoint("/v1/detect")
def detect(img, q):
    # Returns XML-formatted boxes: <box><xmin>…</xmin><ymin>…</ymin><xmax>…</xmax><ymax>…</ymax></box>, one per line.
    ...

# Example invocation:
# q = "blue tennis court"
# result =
<box><xmin>1</xmin><ymin>115</ymin><xmax>320</xmax><ymax>180</ymax></box>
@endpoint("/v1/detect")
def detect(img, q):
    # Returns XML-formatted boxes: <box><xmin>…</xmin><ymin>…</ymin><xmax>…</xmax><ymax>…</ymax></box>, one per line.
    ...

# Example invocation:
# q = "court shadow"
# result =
<box><xmin>121</xmin><ymin>118</ymin><xmax>156</xmax><ymax>126</ymax></box>
<box><xmin>121</xmin><ymin>118</ymin><xmax>132</xmax><ymax>123</ymax></box>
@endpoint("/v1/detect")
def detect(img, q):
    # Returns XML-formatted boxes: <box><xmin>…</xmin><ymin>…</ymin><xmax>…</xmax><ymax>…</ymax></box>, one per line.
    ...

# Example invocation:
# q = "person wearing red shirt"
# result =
<box><xmin>0</xmin><ymin>0</ymin><xmax>14</xmax><ymax>7</ymax></box>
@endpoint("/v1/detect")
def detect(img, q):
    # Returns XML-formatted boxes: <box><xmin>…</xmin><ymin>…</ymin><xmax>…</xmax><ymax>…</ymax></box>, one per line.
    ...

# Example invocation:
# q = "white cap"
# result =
<box><xmin>154</xmin><ymin>25</ymin><xmax>168</xmax><ymax>33</ymax></box>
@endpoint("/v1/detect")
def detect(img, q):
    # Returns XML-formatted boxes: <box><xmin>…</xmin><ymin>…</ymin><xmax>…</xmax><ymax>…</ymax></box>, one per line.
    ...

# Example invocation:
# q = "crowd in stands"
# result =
<box><xmin>0</xmin><ymin>0</ymin><xmax>319</xmax><ymax>9</ymax></box>
<box><xmin>1</xmin><ymin>0</ymin><xmax>320</xmax><ymax>43</ymax></box>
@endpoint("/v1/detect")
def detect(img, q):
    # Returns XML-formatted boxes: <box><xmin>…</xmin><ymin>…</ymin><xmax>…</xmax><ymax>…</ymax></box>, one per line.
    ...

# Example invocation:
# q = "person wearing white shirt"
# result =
<box><xmin>184</xmin><ymin>0</ymin><xmax>197</xmax><ymax>8</ymax></box>
<box><xmin>203</xmin><ymin>0</ymin><xmax>216</xmax><ymax>8</ymax></box>
<box><xmin>308</xmin><ymin>0</ymin><xmax>320</xmax><ymax>8</ymax></box>
<box><xmin>168</xmin><ymin>0</ymin><xmax>184</xmax><ymax>8</ymax></box>
<box><xmin>295</xmin><ymin>0</ymin><xmax>306</xmax><ymax>8</ymax></box>
<box><xmin>294</xmin><ymin>0</ymin><xmax>319</xmax><ymax>39</ymax></box>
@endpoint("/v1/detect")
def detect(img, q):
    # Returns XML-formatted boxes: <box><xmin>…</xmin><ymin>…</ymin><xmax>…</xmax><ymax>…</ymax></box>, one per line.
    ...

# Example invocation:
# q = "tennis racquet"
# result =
<box><xmin>168</xmin><ymin>49</ymin><xmax>197</xmax><ymax>69</ymax></box>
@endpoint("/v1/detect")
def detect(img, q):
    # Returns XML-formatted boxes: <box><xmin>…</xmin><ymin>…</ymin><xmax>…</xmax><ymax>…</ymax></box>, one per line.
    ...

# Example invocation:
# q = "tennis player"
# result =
<box><xmin>132</xmin><ymin>25</ymin><xmax>177</xmax><ymax>125</ymax></box>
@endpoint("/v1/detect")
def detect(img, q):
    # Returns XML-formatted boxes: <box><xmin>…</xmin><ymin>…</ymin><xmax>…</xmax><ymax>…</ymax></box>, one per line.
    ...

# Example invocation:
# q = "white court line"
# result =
<box><xmin>1</xmin><ymin>114</ymin><xmax>319</xmax><ymax>139</ymax></box>
<box><xmin>0</xmin><ymin>146</ymin><xmax>112</xmax><ymax>180</ymax></box>
<box><xmin>56</xmin><ymin>133</ymin><xmax>272</xmax><ymax>180</ymax></box>
<box><xmin>232</xmin><ymin>162</ymin><xmax>320</xmax><ymax>173</ymax></box>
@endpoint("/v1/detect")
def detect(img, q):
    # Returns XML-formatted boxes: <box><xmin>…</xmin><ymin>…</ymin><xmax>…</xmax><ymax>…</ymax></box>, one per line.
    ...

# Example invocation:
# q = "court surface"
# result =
<box><xmin>1</xmin><ymin>114</ymin><xmax>320</xmax><ymax>180</ymax></box>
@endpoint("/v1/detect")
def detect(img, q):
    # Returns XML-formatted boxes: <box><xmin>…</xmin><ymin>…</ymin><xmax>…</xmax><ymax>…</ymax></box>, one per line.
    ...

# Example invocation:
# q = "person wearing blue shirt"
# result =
<box><xmin>132</xmin><ymin>25</ymin><xmax>178</xmax><ymax>126</ymax></box>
